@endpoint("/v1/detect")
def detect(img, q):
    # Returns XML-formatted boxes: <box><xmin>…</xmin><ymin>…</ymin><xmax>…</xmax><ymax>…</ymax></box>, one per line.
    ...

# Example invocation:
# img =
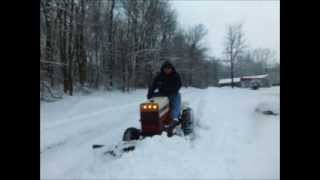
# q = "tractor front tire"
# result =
<box><xmin>122</xmin><ymin>127</ymin><xmax>141</xmax><ymax>141</ymax></box>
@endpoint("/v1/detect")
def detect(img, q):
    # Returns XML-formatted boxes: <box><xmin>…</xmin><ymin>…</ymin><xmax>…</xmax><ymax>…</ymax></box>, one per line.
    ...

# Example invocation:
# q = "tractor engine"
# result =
<box><xmin>140</xmin><ymin>97</ymin><xmax>171</xmax><ymax>136</ymax></box>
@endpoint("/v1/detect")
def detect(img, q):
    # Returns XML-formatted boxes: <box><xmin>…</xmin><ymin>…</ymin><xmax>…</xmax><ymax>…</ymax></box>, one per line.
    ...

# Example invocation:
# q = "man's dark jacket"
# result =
<box><xmin>147</xmin><ymin>61</ymin><xmax>182</xmax><ymax>99</ymax></box>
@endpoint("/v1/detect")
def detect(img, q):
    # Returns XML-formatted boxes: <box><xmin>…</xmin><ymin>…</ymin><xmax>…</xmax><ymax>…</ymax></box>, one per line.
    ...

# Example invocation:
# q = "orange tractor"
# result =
<box><xmin>123</xmin><ymin>96</ymin><xmax>194</xmax><ymax>141</ymax></box>
<box><xmin>92</xmin><ymin>96</ymin><xmax>194</xmax><ymax>157</ymax></box>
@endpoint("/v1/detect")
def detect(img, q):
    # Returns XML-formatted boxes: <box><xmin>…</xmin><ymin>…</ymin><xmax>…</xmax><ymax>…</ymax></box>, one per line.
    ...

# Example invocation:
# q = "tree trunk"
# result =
<box><xmin>68</xmin><ymin>0</ymin><xmax>74</xmax><ymax>96</ymax></box>
<box><xmin>231</xmin><ymin>58</ymin><xmax>234</xmax><ymax>88</ymax></box>
<box><xmin>60</xmin><ymin>0</ymin><xmax>68</xmax><ymax>94</ymax></box>
<box><xmin>78</xmin><ymin>0</ymin><xmax>87</xmax><ymax>86</ymax></box>
<box><xmin>108</xmin><ymin>0</ymin><xmax>115</xmax><ymax>90</ymax></box>
<box><xmin>44</xmin><ymin>0</ymin><xmax>54</xmax><ymax>87</ymax></box>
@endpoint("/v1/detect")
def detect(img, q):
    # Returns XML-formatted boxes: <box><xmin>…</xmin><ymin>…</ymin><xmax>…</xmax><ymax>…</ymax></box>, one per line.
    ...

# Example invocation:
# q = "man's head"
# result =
<box><xmin>161</xmin><ymin>61</ymin><xmax>175</xmax><ymax>75</ymax></box>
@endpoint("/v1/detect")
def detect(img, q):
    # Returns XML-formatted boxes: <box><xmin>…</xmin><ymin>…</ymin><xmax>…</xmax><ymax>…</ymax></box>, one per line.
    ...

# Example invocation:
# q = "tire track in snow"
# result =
<box><xmin>41</xmin><ymin>97</ymin><xmax>143</xmax><ymax>154</ymax></box>
<box><xmin>40</xmin><ymin>140</ymin><xmax>67</xmax><ymax>154</ymax></box>
<box><xmin>41</xmin><ymin>105</ymin><xmax>139</xmax><ymax>178</ymax></box>
<box><xmin>41</xmin><ymin>103</ymin><xmax>139</xmax><ymax>153</ymax></box>
<box><xmin>43</xmin><ymin>101</ymin><xmax>140</xmax><ymax>131</ymax></box>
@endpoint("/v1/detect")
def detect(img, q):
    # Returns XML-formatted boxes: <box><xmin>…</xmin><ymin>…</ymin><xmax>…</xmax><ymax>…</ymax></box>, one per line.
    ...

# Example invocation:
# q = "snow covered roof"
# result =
<box><xmin>218</xmin><ymin>78</ymin><xmax>241</xmax><ymax>84</ymax></box>
<box><xmin>218</xmin><ymin>74</ymin><xmax>269</xmax><ymax>84</ymax></box>
<box><xmin>241</xmin><ymin>74</ymin><xmax>269</xmax><ymax>79</ymax></box>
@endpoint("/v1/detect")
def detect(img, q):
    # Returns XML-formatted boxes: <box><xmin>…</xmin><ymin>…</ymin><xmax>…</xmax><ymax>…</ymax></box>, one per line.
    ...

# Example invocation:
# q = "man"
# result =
<box><xmin>147</xmin><ymin>61</ymin><xmax>182</xmax><ymax>126</ymax></box>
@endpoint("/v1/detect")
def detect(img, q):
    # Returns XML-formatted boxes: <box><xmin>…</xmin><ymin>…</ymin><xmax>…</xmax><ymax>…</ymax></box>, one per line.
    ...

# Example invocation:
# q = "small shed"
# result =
<box><xmin>240</xmin><ymin>74</ymin><xmax>271</xmax><ymax>88</ymax></box>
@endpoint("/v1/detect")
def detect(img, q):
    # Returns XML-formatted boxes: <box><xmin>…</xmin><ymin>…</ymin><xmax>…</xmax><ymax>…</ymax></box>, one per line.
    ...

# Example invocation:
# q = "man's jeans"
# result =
<box><xmin>168</xmin><ymin>92</ymin><xmax>181</xmax><ymax>120</ymax></box>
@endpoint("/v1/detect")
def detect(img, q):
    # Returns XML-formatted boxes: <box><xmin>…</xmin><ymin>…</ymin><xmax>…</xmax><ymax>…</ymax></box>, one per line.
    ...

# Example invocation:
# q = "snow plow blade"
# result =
<box><xmin>92</xmin><ymin>140</ymin><xmax>138</xmax><ymax>158</ymax></box>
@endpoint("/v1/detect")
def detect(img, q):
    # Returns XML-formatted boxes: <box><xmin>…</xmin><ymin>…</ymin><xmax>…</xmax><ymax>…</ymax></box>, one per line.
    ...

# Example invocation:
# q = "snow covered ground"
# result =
<box><xmin>41</xmin><ymin>86</ymin><xmax>280</xmax><ymax>179</ymax></box>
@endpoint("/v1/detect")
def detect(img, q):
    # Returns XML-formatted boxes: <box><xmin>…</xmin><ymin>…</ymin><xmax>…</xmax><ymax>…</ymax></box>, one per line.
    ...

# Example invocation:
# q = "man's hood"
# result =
<box><xmin>160</xmin><ymin>61</ymin><xmax>176</xmax><ymax>74</ymax></box>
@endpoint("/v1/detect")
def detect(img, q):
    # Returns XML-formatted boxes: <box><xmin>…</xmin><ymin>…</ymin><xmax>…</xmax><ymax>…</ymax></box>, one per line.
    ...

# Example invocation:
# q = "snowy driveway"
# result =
<box><xmin>41</xmin><ymin>87</ymin><xmax>280</xmax><ymax>179</ymax></box>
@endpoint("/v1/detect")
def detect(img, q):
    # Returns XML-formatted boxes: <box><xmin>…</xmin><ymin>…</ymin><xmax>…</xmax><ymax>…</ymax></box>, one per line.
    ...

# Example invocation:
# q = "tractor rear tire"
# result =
<box><xmin>180</xmin><ymin>108</ymin><xmax>194</xmax><ymax>135</ymax></box>
<box><xmin>122</xmin><ymin>127</ymin><xmax>141</xmax><ymax>141</ymax></box>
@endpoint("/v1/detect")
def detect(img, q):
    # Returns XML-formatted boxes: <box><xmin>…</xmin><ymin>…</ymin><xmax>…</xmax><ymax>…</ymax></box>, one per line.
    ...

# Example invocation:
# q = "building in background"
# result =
<box><xmin>240</xmin><ymin>74</ymin><xmax>271</xmax><ymax>88</ymax></box>
<box><xmin>218</xmin><ymin>77</ymin><xmax>242</xmax><ymax>87</ymax></box>
<box><xmin>218</xmin><ymin>74</ymin><xmax>272</xmax><ymax>88</ymax></box>
<box><xmin>268</xmin><ymin>69</ymin><xmax>280</xmax><ymax>86</ymax></box>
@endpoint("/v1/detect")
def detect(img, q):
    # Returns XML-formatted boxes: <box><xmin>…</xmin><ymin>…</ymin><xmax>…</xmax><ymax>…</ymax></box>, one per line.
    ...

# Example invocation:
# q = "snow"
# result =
<box><xmin>218</xmin><ymin>74</ymin><xmax>270</xmax><ymax>84</ymax></box>
<box><xmin>41</xmin><ymin>87</ymin><xmax>280</xmax><ymax>179</ymax></box>
<box><xmin>218</xmin><ymin>77</ymin><xmax>241</xmax><ymax>84</ymax></box>
<box><xmin>242</xmin><ymin>74</ymin><xmax>269</xmax><ymax>79</ymax></box>
<box><xmin>255</xmin><ymin>101</ymin><xmax>280</xmax><ymax>115</ymax></box>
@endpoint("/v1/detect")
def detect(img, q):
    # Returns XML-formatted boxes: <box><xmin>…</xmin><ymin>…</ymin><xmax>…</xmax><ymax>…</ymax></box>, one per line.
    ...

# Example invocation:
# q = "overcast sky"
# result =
<box><xmin>170</xmin><ymin>0</ymin><xmax>280</xmax><ymax>62</ymax></box>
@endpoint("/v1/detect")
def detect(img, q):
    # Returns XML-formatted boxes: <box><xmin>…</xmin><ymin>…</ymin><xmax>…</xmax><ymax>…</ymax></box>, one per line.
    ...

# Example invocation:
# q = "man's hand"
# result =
<box><xmin>147</xmin><ymin>92</ymin><xmax>153</xmax><ymax>99</ymax></box>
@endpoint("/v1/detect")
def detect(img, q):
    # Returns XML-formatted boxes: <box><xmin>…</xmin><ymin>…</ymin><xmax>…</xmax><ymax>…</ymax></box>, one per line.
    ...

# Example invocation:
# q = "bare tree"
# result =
<box><xmin>185</xmin><ymin>24</ymin><xmax>208</xmax><ymax>87</ymax></box>
<box><xmin>224</xmin><ymin>23</ymin><xmax>246</xmax><ymax>88</ymax></box>
<box><xmin>40</xmin><ymin>0</ymin><xmax>223</xmax><ymax>98</ymax></box>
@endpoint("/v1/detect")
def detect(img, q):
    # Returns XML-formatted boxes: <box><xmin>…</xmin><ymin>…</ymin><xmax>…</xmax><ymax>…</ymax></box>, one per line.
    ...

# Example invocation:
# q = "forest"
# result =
<box><xmin>40</xmin><ymin>0</ymin><xmax>280</xmax><ymax>100</ymax></box>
